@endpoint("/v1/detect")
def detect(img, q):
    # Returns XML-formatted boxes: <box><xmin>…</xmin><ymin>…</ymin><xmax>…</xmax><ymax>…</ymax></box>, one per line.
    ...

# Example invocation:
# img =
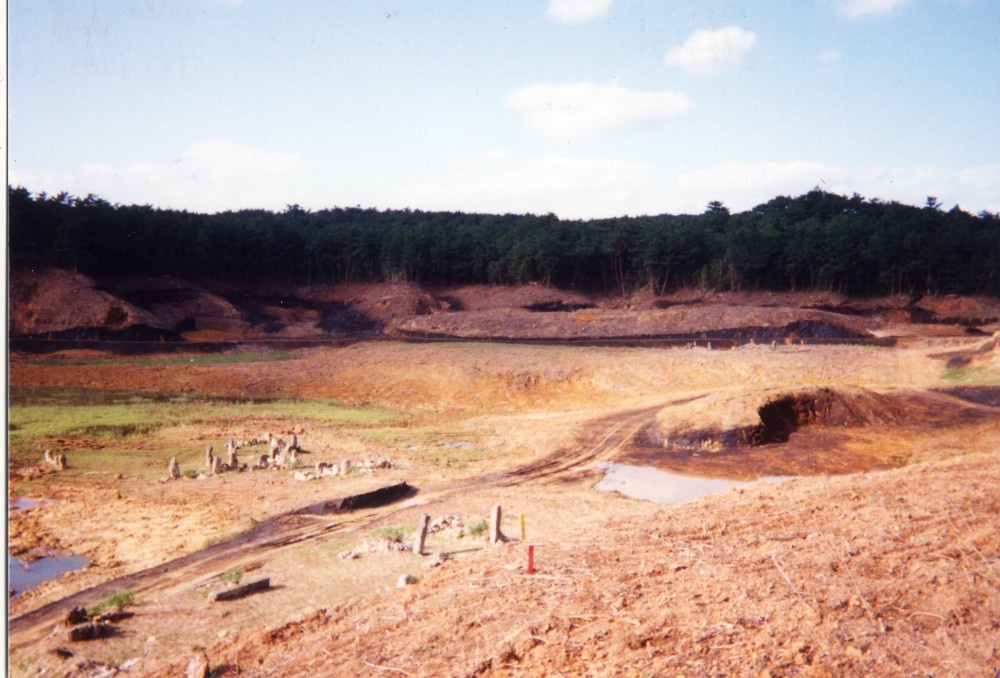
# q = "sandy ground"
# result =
<box><xmin>7</xmin><ymin>333</ymin><xmax>1000</xmax><ymax>676</ymax></box>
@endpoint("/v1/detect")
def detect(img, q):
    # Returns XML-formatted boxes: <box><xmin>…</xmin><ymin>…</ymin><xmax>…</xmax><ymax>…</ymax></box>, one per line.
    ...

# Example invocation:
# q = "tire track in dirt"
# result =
<box><xmin>7</xmin><ymin>404</ymin><xmax>664</xmax><ymax>650</ymax></box>
<box><xmin>487</xmin><ymin>405</ymin><xmax>662</xmax><ymax>486</ymax></box>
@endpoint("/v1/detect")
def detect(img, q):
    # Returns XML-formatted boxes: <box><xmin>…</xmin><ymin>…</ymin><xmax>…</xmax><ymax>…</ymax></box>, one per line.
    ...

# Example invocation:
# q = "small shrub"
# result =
<box><xmin>467</xmin><ymin>519</ymin><xmax>488</xmax><ymax>537</ymax></box>
<box><xmin>221</xmin><ymin>569</ymin><xmax>245</xmax><ymax>585</ymax></box>
<box><xmin>374</xmin><ymin>526</ymin><xmax>409</xmax><ymax>542</ymax></box>
<box><xmin>86</xmin><ymin>590</ymin><xmax>134</xmax><ymax>616</ymax></box>
<box><xmin>183</xmin><ymin>469</ymin><xmax>199</xmax><ymax>479</ymax></box>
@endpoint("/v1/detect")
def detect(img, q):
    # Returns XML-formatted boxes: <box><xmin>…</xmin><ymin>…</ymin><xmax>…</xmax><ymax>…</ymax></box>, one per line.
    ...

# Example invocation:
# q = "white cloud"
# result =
<box><xmin>10</xmin><ymin>140</ymin><xmax>301</xmax><ymax>213</ymax></box>
<box><xmin>398</xmin><ymin>153</ymin><xmax>658</xmax><ymax>219</ymax></box>
<box><xmin>673</xmin><ymin>161</ymin><xmax>1000</xmax><ymax>214</ymax></box>
<box><xmin>665</xmin><ymin>26</ymin><xmax>757</xmax><ymax>77</ymax></box>
<box><xmin>506</xmin><ymin>82</ymin><xmax>691</xmax><ymax>139</ymax></box>
<box><xmin>957</xmin><ymin>164</ymin><xmax>1000</xmax><ymax>212</ymax></box>
<box><xmin>546</xmin><ymin>0</ymin><xmax>613</xmax><ymax>23</ymax></box>
<box><xmin>13</xmin><ymin>148</ymin><xmax>999</xmax><ymax>219</ymax></box>
<box><xmin>835</xmin><ymin>0</ymin><xmax>911</xmax><ymax>19</ymax></box>
<box><xmin>178</xmin><ymin>140</ymin><xmax>298</xmax><ymax>181</ymax></box>
<box><xmin>677</xmin><ymin>161</ymin><xmax>838</xmax><ymax>209</ymax></box>
<box><xmin>399</xmin><ymin>156</ymin><xmax>1000</xmax><ymax>219</ymax></box>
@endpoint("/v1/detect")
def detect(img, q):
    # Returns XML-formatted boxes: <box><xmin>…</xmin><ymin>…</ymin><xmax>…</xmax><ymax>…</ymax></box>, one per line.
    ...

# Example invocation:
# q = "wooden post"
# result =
<box><xmin>490</xmin><ymin>505</ymin><xmax>503</xmax><ymax>545</ymax></box>
<box><xmin>527</xmin><ymin>545</ymin><xmax>535</xmax><ymax>574</ymax></box>
<box><xmin>519</xmin><ymin>514</ymin><xmax>526</xmax><ymax>542</ymax></box>
<box><xmin>413</xmin><ymin>513</ymin><xmax>430</xmax><ymax>555</ymax></box>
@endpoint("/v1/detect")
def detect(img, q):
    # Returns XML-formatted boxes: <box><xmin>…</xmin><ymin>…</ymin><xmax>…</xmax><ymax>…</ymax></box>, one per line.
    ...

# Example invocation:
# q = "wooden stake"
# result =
<box><xmin>527</xmin><ymin>545</ymin><xmax>535</xmax><ymax>574</ymax></box>
<box><xmin>490</xmin><ymin>505</ymin><xmax>503</xmax><ymax>545</ymax></box>
<box><xmin>519</xmin><ymin>514</ymin><xmax>526</xmax><ymax>542</ymax></box>
<box><xmin>413</xmin><ymin>513</ymin><xmax>430</xmax><ymax>555</ymax></box>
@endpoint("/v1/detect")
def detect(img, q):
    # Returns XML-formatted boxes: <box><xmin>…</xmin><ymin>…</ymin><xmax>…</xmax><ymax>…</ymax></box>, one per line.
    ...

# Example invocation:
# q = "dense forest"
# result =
<box><xmin>8</xmin><ymin>185</ymin><xmax>1000</xmax><ymax>297</ymax></box>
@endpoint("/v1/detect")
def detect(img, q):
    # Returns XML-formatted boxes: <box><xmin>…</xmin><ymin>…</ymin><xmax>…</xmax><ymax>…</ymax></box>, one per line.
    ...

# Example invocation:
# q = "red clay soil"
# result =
<box><xmin>147</xmin><ymin>451</ymin><xmax>1000</xmax><ymax>677</ymax></box>
<box><xmin>12</xmin><ymin>267</ymin><xmax>998</xmax><ymax>345</ymax></box>
<box><xmin>8</xmin><ymin>269</ymin><xmax>1000</xmax><ymax>677</ymax></box>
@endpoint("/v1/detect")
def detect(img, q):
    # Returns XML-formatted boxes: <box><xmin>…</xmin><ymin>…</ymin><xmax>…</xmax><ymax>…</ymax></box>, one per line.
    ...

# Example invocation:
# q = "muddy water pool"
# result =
<box><xmin>595</xmin><ymin>462</ymin><xmax>789</xmax><ymax>505</ymax></box>
<box><xmin>8</xmin><ymin>497</ymin><xmax>90</xmax><ymax>595</ymax></box>
<box><xmin>8</xmin><ymin>554</ymin><xmax>90</xmax><ymax>596</ymax></box>
<box><xmin>9</xmin><ymin>497</ymin><xmax>46</xmax><ymax>511</ymax></box>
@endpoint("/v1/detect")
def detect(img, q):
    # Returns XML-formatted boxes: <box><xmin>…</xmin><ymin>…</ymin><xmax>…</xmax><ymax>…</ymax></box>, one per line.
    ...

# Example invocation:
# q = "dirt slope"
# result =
<box><xmin>8</xmin><ymin>269</ymin><xmax>166</xmax><ymax>336</ymax></box>
<box><xmin>147</xmin><ymin>450</ymin><xmax>1000</xmax><ymax>677</ymax></box>
<box><xmin>8</xmin><ymin>273</ymin><xmax>1000</xmax><ymax>677</ymax></box>
<box><xmin>11</xmin><ymin>268</ymin><xmax>998</xmax><ymax>345</ymax></box>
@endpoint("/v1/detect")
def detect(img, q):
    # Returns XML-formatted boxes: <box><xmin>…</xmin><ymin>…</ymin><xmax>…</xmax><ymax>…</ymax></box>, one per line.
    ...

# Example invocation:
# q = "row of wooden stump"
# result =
<box><xmin>42</xmin><ymin>449</ymin><xmax>68</xmax><ymax>471</ymax></box>
<box><xmin>167</xmin><ymin>433</ymin><xmax>304</xmax><ymax>479</ymax></box>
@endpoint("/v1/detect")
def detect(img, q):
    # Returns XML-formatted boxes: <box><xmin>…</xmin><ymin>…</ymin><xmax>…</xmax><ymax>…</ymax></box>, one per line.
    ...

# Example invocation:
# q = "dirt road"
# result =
<box><xmin>7</xmin><ymin>401</ymin><xmax>664</xmax><ymax>654</ymax></box>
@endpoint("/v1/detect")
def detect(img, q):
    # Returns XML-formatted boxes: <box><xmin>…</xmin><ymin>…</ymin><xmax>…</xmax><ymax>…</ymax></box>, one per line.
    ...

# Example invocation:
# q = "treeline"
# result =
<box><xmin>8</xmin><ymin>185</ymin><xmax>1000</xmax><ymax>297</ymax></box>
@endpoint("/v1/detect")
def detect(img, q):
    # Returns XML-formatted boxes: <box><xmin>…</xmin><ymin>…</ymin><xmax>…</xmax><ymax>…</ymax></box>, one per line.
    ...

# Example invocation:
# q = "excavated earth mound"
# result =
<box><xmin>389</xmin><ymin>305</ymin><xmax>877</xmax><ymax>343</ymax></box>
<box><xmin>9</xmin><ymin>269</ymin><xmax>169</xmax><ymax>338</ymax></box>
<box><xmin>647</xmin><ymin>386</ymin><xmax>915</xmax><ymax>451</ymax></box>
<box><xmin>11</xmin><ymin>268</ymin><xmax>996</xmax><ymax>349</ymax></box>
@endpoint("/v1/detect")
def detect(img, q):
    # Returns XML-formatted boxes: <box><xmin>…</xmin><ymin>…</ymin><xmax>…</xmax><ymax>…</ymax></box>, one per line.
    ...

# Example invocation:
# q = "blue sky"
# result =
<box><xmin>8</xmin><ymin>0</ymin><xmax>1000</xmax><ymax>218</ymax></box>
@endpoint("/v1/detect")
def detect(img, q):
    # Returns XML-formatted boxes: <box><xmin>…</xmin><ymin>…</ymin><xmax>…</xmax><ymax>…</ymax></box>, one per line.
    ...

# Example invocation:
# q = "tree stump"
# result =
<box><xmin>490</xmin><ymin>505</ymin><xmax>504</xmax><ymax>545</ymax></box>
<box><xmin>64</xmin><ymin>607</ymin><xmax>88</xmax><ymax>626</ymax></box>
<box><xmin>186</xmin><ymin>651</ymin><xmax>210</xmax><ymax>678</ymax></box>
<box><xmin>413</xmin><ymin>513</ymin><xmax>431</xmax><ymax>555</ymax></box>
<box><xmin>67</xmin><ymin>622</ymin><xmax>114</xmax><ymax>642</ymax></box>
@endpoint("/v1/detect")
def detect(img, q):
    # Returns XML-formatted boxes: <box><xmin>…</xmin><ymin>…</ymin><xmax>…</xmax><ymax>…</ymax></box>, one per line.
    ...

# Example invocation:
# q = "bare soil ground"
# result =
<box><xmin>11</xmin><ymin>268</ymin><xmax>1000</xmax><ymax>346</ymax></box>
<box><xmin>7</xmin><ymin>270</ymin><xmax>1000</xmax><ymax>676</ymax></box>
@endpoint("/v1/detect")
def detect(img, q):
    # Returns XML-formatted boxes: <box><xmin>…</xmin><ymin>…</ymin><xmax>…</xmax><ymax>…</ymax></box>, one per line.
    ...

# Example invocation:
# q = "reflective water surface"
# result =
<box><xmin>8</xmin><ymin>554</ymin><xmax>90</xmax><ymax>596</ymax></box>
<box><xmin>595</xmin><ymin>462</ymin><xmax>790</xmax><ymax>505</ymax></box>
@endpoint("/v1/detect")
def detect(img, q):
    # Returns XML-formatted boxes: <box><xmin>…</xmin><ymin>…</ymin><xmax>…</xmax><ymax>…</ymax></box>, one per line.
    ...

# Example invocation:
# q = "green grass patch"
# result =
<box><xmin>943</xmin><ymin>365</ymin><xmax>1000</xmax><ymax>384</ymax></box>
<box><xmin>86</xmin><ymin>590</ymin><xmax>134</xmax><ymax>616</ymax></box>
<box><xmin>220</xmin><ymin>568</ymin><xmax>245</xmax><ymax>585</ymax></box>
<box><xmin>28</xmin><ymin>351</ymin><xmax>294</xmax><ymax>368</ymax></box>
<box><xmin>7</xmin><ymin>385</ymin><xmax>411</xmax><ymax>486</ymax></box>
<box><xmin>8</xmin><ymin>389</ymin><xmax>406</xmax><ymax>449</ymax></box>
<box><xmin>373</xmin><ymin>525</ymin><xmax>411</xmax><ymax>542</ymax></box>
<box><xmin>7</xmin><ymin>403</ymin><xmax>170</xmax><ymax>442</ymax></box>
<box><xmin>467</xmin><ymin>519</ymin><xmax>489</xmax><ymax>537</ymax></box>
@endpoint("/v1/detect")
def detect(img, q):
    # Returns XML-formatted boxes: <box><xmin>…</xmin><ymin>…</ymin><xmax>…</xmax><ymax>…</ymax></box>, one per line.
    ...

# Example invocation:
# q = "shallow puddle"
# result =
<box><xmin>8</xmin><ymin>554</ymin><xmax>90</xmax><ymax>596</ymax></box>
<box><xmin>9</xmin><ymin>497</ymin><xmax>46</xmax><ymax>511</ymax></box>
<box><xmin>595</xmin><ymin>462</ymin><xmax>788</xmax><ymax>505</ymax></box>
